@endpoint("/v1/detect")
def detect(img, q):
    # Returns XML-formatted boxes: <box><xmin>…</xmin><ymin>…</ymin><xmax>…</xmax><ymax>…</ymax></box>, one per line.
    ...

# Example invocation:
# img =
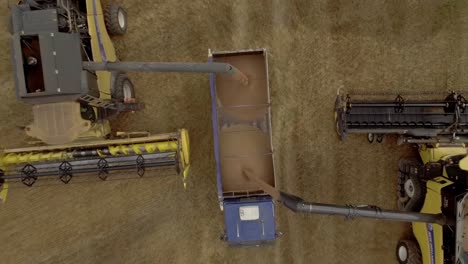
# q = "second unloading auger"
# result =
<box><xmin>242</xmin><ymin>169</ymin><xmax>451</xmax><ymax>226</ymax></box>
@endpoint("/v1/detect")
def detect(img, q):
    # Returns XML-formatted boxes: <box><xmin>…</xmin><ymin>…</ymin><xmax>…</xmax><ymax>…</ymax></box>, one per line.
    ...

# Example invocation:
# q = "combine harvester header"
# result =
<box><xmin>335</xmin><ymin>92</ymin><xmax>468</xmax><ymax>144</ymax></box>
<box><xmin>0</xmin><ymin>130</ymin><xmax>189</xmax><ymax>189</ymax></box>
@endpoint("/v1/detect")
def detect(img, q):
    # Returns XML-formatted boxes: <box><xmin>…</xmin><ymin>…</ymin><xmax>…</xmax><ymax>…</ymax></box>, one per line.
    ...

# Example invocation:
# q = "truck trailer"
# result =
<box><xmin>209</xmin><ymin>49</ymin><xmax>277</xmax><ymax>245</ymax></box>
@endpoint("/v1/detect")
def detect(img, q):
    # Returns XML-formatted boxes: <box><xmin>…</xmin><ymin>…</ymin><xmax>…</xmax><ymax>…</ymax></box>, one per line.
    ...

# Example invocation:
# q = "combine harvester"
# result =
<box><xmin>330</xmin><ymin>91</ymin><xmax>468</xmax><ymax>263</ymax></box>
<box><xmin>2</xmin><ymin>0</ymin><xmax>250</xmax><ymax>199</ymax></box>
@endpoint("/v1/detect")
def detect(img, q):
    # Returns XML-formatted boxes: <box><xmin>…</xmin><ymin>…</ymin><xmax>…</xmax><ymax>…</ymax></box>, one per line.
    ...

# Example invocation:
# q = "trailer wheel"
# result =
<box><xmin>104</xmin><ymin>4</ymin><xmax>127</xmax><ymax>35</ymax></box>
<box><xmin>219</xmin><ymin>233</ymin><xmax>227</xmax><ymax>241</ymax></box>
<box><xmin>397</xmin><ymin>159</ymin><xmax>425</xmax><ymax>212</ymax></box>
<box><xmin>112</xmin><ymin>74</ymin><xmax>135</xmax><ymax>103</ymax></box>
<box><xmin>367</xmin><ymin>133</ymin><xmax>374</xmax><ymax>143</ymax></box>
<box><xmin>396</xmin><ymin>240</ymin><xmax>422</xmax><ymax>264</ymax></box>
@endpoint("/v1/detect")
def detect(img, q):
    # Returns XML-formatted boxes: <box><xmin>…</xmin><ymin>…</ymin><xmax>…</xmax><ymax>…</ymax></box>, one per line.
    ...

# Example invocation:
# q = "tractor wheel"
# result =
<box><xmin>396</xmin><ymin>240</ymin><xmax>422</xmax><ymax>264</ymax></box>
<box><xmin>397</xmin><ymin>159</ymin><xmax>425</xmax><ymax>212</ymax></box>
<box><xmin>104</xmin><ymin>4</ymin><xmax>127</xmax><ymax>35</ymax></box>
<box><xmin>112</xmin><ymin>74</ymin><xmax>135</xmax><ymax>103</ymax></box>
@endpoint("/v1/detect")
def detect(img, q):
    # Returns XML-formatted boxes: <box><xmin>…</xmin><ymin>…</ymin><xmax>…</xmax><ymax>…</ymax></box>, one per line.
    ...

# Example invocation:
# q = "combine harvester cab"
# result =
<box><xmin>209</xmin><ymin>49</ymin><xmax>277</xmax><ymax>246</ymax></box>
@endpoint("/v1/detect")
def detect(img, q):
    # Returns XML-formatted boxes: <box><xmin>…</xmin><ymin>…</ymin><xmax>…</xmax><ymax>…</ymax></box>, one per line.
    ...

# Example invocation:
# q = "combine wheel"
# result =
<box><xmin>397</xmin><ymin>159</ymin><xmax>424</xmax><ymax>212</ymax></box>
<box><xmin>112</xmin><ymin>73</ymin><xmax>135</xmax><ymax>103</ymax></box>
<box><xmin>334</xmin><ymin>95</ymin><xmax>347</xmax><ymax>140</ymax></box>
<box><xmin>376</xmin><ymin>134</ymin><xmax>384</xmax><ymax>143</ymax></box>
<box><xmin>396</xmin><ymin>240</ymin><xmax>422</xmax><ymax>264</ymax></box>
<box><xmin>80</xmin><ymin>104</ymin><xmax>96</xmax><ymax>121</ymax></box>
<box><xmin>335</xmin><ymin>113</ymin><xmax>344</xmax><ymax>139</ymax></box>
<box><xmin>105</xmin><ymin>4</ymin><xmax>128</xmax><ymax>35</ymax></box>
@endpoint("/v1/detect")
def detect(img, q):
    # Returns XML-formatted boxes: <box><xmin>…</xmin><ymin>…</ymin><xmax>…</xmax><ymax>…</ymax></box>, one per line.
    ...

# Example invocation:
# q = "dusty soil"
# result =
<box><xmin>1</xmin><ymin>0</ymin><xmax>468</xmax><ymax>263</ymax></box>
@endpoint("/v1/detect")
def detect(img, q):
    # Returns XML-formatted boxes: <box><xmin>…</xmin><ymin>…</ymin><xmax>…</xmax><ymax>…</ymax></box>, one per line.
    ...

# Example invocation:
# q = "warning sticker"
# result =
<box><xmin>239</xmin><ymin>206</ymin><xmax>260</xmax><ymax>221</ymax></box>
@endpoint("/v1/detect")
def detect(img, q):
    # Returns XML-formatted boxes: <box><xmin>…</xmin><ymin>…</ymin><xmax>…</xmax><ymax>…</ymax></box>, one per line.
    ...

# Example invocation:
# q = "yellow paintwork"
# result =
<box><xmin>181</xmin><ymin>129</ymin><xmax>190</xmax><ymax>166</ymax></box>
<box><xmin>459</xmin><ymin>156</ymin><xmax>468</xmax><ymax>171</ymax></box>
<box><xmin>183</xmin><ymin>165</ymin><xmax>190</xmax><ymax>189</ymax></box>
<box><xmin>419</xmin><ymin>145</ymin><xmax>467</xmax><ymax>164</ymax></box>
<box><xmin>413</xmin><ymin>177</ymin><xmax>453</xmax><ymax>264</ymax></box>
<box><xmin>0</xmin><ymin>182</ymin><xmax>7</xmax><ymax>203</ymax></box>
<box><xmin>4</xmin><ymin>132</ymin><xmax>181</xmax><ymax>153</ymax></box>
<box><xmin>0</xmin><ymin>141</ymin><xmax>178</xmax><ymax>165</ymax></box>
<box><xmin>414</xmin><ymin>145</ymin><xmax>468</xmax><ymax>263</ymax></box>
<box><xmin>83</xmin><ymin>0</ymin><xmax>117</xmax><ymax>136</ymax></box>
<box><xmin>86</xmin><ymin>0</ymin><xmax>117</xmax><ymax>100</ymax></box>
<box><xmin>180</xmin><ymin>129</ymin><xmax>190</xmax><ymax>187</ymax></box>
<box><xmin>1</xmin><ymin>151</ymin><xmax>70</xmax><ymax>165</ymax></box>
<box><xmin>0</xmin><ymin>129</ymin><xmax>191</xmax><ymax>201</ymax></box>
<box><xmin>108</xmin><ymin>141</ymin><xmax>178</xmax><ymax>155</ymax></box>
<box><xmin>78</xmin><ymin>121</ymin><xmax>112</xmax><ymax>140</ymax></box>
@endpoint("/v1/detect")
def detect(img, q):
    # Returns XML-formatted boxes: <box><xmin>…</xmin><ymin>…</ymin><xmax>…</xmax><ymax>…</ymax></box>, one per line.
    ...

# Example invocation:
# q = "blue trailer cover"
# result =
<box><xmin>223</xmin><ymin>196</ymin><xmax>276</xmax><ymax>245</ymax></box>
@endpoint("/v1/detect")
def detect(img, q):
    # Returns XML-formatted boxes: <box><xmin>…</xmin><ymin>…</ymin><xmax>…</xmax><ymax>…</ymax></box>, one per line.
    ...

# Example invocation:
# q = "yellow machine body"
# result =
<box><xmin>412</xmin><ymin>145</ymin><xmax>468</xmax><ymax>263</ymax></box>
<box><xmin>419</xmin><ymin>144</ymin><xmax>468</xmax><ymax>164</ymax></box>
<box><xmin>412</xmin><ymin>177</ymin><xmax>451</xmax><ymax>264</ymax></box>
<box><xmin>86</xmin><ymin>0</ymin><xmax>117</xmax><ymax>100</ymax></box>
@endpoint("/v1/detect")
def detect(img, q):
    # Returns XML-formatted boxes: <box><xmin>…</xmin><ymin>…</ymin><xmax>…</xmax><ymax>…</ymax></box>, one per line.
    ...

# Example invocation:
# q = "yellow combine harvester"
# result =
<box><xmin>332</xmin><ymin>93</ymin><xmax>468</xmax><ymax>263</ymax></box>
<box><xmin>1</xmin><ymin>0</ymin><xmax>193</xmax><ymax>201</ymax></box>
<box><xmin>394</xmin><ymin>144</ymin><xmax>468</xmax><ymax>264</ymax></box>
<box><xmin>4</xmin><ymin>0</ymin><xmax>249</xmax><ymax>201</ymax></box>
